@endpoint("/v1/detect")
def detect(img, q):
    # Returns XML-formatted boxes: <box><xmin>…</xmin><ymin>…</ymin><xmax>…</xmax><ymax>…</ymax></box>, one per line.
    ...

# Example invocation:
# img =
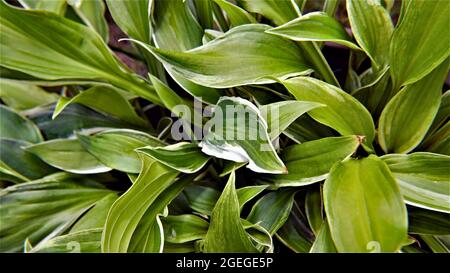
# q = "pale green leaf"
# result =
<box><xmin>141</xmin><ymin>24</ymin><xmax>312</xmax><ymax>88</ymax></box>
<box><xmin>267</xmin><ymin>11</ymin><xmax>360</xmax><ymax>50</ymax></box>
<box><xmin>0</xmin><ymin>178</ymin><xmax>113</xmax><ymax>252</ymax></box>
<box><xmin>347</xmin><ymin>0</ymin><xmax>393</xmax><ymax>69</ymax></box>
<box><xmin>324</xmin><ymin>155</ymin><xmax>408</xmax><ymax>252</ymax></box>
<box><xmin>264</xmin><ymin>136</ymin><xmax>361</xmax><ymax>187</ymax></box>
<box><xmin>0</xmin><ymin>79</ymin><xmax>58</xmax><ymax>110</ymax></box>
<box><xmin>19</xmin><ymin>0</ymin><xmax>66</xmax><ymax>15</ymax></box>
<box><xmin>309</xmin><ymin>221</ymin><xmax>337</xmax><ymax>253</ymax></box>
<box><xmin>382</xmin><ymin>152</ymin><xmax>450</xmax><ymax>213</ymax></box>
<box><xmin>203</xmin><ymin>172</ymin><xmax>258</xmax><ymax>252</ymax></box>
<box><xmin>31</xmin><ymin>228</ymin><xmax>103</xmax><ymax>253</ymax></box>
<box><xmin>25</xmin><ymin>139</ymin><xmax>111</xmax><ymax>174</ymax></box>
<box><xmin>0</xmin><ymin>105</ymin><xmax>43</xmax><ymax>143</ymax></box>
<box><xmin>281</xmin><ymin>77</ymin><xmax>375</xmax><ymax>147</ymax></box>
<box><xmin>0</xmin><ymin>2</ymin><xmax>160</xmax><ymax>103</ymax></box>
<box><xmin>213</xmin><ymin>0</ymin><xmax>257</xmax><ymax>27</ymax></box>
<box><xmin>389</xmin><ymin>0</ymin><xmax>450</xmax><ymax>88</ymax></box>
<box><xmin>378</xmin><ymin>60</ymin><xmax>449</xmax><ymax>153</ymax></box>
<box><xmin>200</xmin><ymin>96</ymin><xmax>287</xmax><ymax>174</ymax></box>
<box><xmin>101</xmin><ymin>156</ymin><xmax>179</xmax><ymax>253</ymax></box>
<box><xmin>78</xmin><ymin>129</ymin><xmax>164</xmax><ymax>173</ymax></box>
<box><xmin>239</xmin><ymin>0</ymin><xmax>300</xmax><ymax>26</ymax></box>
<box><xmin>260</xmin><ymin>100</ymin><xmax>324</xmax><ymax>140</ymax></box>
<box><xmin>69</xmin><ymin>0</ymin><xmax>109</xmax><ymax>42</ymax></box>
<box><xmin>151</xmin><ymin>0</ymin><xmax>221</xmax><ymax>103</ymax></box>
<box><xmin>162</xmin><ymin>214</ymin><xmax>209</xmax><ymax>244</ymax></box>
<box><xmin>70</xmin><ymin>193</ymin><xmax>118</xmax><ymax>233</ymax></box>
<box><xmin>137</xmin><ymin>142</ymin><xmax>210</xmax><ymax>174</ymax></box>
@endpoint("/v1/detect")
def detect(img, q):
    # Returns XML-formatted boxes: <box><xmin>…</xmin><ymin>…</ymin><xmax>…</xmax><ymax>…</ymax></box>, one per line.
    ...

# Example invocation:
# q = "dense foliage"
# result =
<box><xmin>0</xmin><ymin>0</ymin><xmax>449</xmax><ymax>253</ymax></box>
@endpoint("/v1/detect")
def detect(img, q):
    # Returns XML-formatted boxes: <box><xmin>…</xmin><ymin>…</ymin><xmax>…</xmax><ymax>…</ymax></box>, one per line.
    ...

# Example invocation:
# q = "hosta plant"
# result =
<box><xmin>0</xmin><ymin>0</ymin><xmax>449</xmax><ymax>253</ymax></box>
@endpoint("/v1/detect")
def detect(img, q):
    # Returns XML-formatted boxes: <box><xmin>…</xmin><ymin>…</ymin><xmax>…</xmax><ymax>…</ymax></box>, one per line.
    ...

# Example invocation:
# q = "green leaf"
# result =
<box><xmin>127</xmin><ymin>173</ymin><xmax>194</xmax><ymax>253</ymax></box>
<box><xmin>0</xmin><ymin>177</ymin><xmax>113</xmax><ymax>252</ymax></box>
<box><xmin>281</xmin><ymin>77</ymin><xmax>375</xmax><ymax>147</ymax></box>
<box><xmin>105</xmin><ymin>0</ymin><xmax>149</xmax><ymax>43</ymax></box>
<box><xmin>408</xmin><ymin>208</ymin><xmax>450</xmax><ymax>235</ymax></box>
<box><xmin>264</xmin><ymin>136</ymin><xmax>361</xmax><ymax>187</ymax></box>
<box><xmin>140</xmin><ymin>24</ymin><xmax>312</xmax><ymax>88</ymax></box>
<box><xmin>324</xmin><ymin>155</ymin><xmax>408</xmax><ymax>252</ymax></box>
<box><xmin>305</xmin><ymin>186</ymin><xmax>324</xmax><ymax>236</ymax></box>
<box><xmin>0</xmin><ymin>105</ymin><xmax>43</xmax><ymax>143</ymax></box>
<box><xmin>378</xmin><ymin>60</ymin><xmax>449</xmax><ymax>153</ymax></box>
<box><xmin>138</xmin><ymin>142</ymin><xmax>210</xmax><ymax>174</ymax></box>
<box><xmin>213</xmin><ymin>0</ymin><xmax>257</xmax><ymax>27</ymax></box>
<box><xmin>68</xmin><ymin>0</ymin><xmax>109</xmax><ymax>42</ymax></box>
<box><xmin>203</xmin><ymin>172</ymin><xmax>258</xmax><ymax>252</ymax></box>
<box><xmin>19</xmin><ymin>0</ymin><xmax>66</xmax><ymax>15</ymax></box>
<box><xmin>162</xmin><ymin>214</ymin><xmax>209</xmax><ymax>244</ymax></box>
<box><xmin>184</xmin><ymin>185</ymin><xmax>220</xmax><ymax>216</ymax></box>
<box><xmin>267</xmin><ymin>11</ymin><xmax>360</xmax><ymax>50</ymax></box>
<box><xmin>276</xmin><ymin>202</ymin><xmax>313</xmax><ymax>253</ymax></box>
<box><xmin>25</xmin><ymin>139</ymin><xmax>111</xmax><ymax>174</ymax></box>
<box><xmin>200</xmin><ymin>96</ymin><xmax>287</xmax><ymax>174</ymax></box>
<box><xmin>260</xmin><ymin>100</ymin><xmax>324</xmax><ymax>140</ymax></box>
<box><xmin>30</xmin><ymin>228</ymin><xmax>102</xmax><ymax>253</ymax></box>
<box><xmin>421</xmin><ymin>235</ymin><xmax>449</xmax><ymax>253</ymax></box>
<box><xmin>389</xmin><ymin>0</ymin><xmax>450</xmax><ymax>88</ymax></box>
<box><xmin>53</xmin><ymin>86</ymin><xmax>147</xmax><ymax>127</ymax></box>
<box><xmin>0</xmin><ymin>138</ymin><xmax>56</xmax><ymax>182</ymax></box>
<box><xmin>237</xmin><ymin>185</ymin><xmax>268</xmax><ymax>210</ymax></box>
<box><xmin>70</xmin><ymin>193</ymin><xmax>118</xmax><ymax>233</ymax></box>
<box><xmin>382</xmin><ymin>152</ymin><xmax>450</xmax><ymax>213</ymax></box>
<box><xmin>77</xmin><ymin>129</ymin><xmax>164</xmax><ymax>173</ymax></box>
<box><xmin>28</xmin><ymin>103</ymin><xmax>136</xmax><ymax>140</ymax></box>
<box><xmin>193</xmin><ymin>0</ymin><xmax>214</xmax><ymax>29</ymax></box>
<box><xmin>149</xmin><ymin>74</ymin><xmax>193</xmax><ymax>119</ymax></box>
<box><xmin>247</xmin><ymin>189</ymin><xmax>297</xmax><ymax>235</ymax></box>
<box><xmin>151</xmin><ymin>0</ymin><xmax>221</xmax><ymax>104</ymax></box>
<box><xmin>347</xmin><ymin>0</ymin><xmax>393</xmax><ymax>69</ymax></box>
<box><xmin>101</xmin><ymin>156</ymin><xmax>179</xmax><ymax>253</ymax></box>
<box><xmin>422</xmin><ymin>122</ymin><xmax>450</xmax><ymax>156</ymax></box>
<box><xmin>239</xmin><ymin>0</ymin><xmax>300</xmax><ymax>26</ymax></box>
<box><xmin>0</xmin><ymin>2</ymin><xmax>160</xmax><ymax>103</ymax></box>
<box><xmin>429</xmin><ymin>90</ymin><xmax>450</xmax><ymax>136</ymax></box>
<box><xmin>0</xmin><ymin>79</ymin><xmax>58</xmax><ymax>110</ymax></box>
<box><xmin>309</xmin><ymin>221</ymin><xmax>337</xmax><ymax>253</ymax></box>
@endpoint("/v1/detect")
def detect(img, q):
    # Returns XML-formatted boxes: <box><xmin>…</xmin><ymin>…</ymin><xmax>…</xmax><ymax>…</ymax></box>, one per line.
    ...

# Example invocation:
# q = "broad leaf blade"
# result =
<box><xmin>267</xmin><ymin>11</ymin><xmax>360</xmax><ymax>50</ymax></box>
<box><xmin>142</xmin><ymin>24</ymin><xmax>311</xmax><ymax>88</ymax></box>
<box><xmin>324</xmin><ymin>155</ymin><xmax>408</xmax><ymax>252</ymax></box>
<box><xmin>281</xmin><ymin>77</ymin><xmax>375</xmax><ymax>147</ymax></box>
<box><xmin>0</xmin><ymin>177</ymin><xmax>113</xmax><ymax>252</ymax></box>
<box><xmin>138</xmin><ymin>142</ymin><xmax>210</xmax><ymax>174</ymax></box>
<box><xmin>0</xmin><ymin>105</ymin><xmax>43</xmax><ymax>143</ymax></box>
<box><xmin>347</xmin><ymin>0</ymin><xmax>393</xmax><ymax>69</ymax></box>
<box><xmin>200</xmin><ymin>97</ymin><xmax>287</xmax><ymax>174</ymax></box>
<box><xmin>264</xmin><ymin>136</ymin><xmax>361</xmax><ymax>187</ymax></box>
<box><xmin>382</xmin><ymin>152</ymin><xmax>450</xmax><ymax>213</ymax></box>
<box><xmin>389</xmin><ymin>0</ymin><xmax>450</xmax><ymax>88</ymax></box>
<box><xmin>101</xmin><ymin>156</ymin><xmax>179</xmax><ymax>253</ymax></box>
<box><xmin>378</xmin><ymin>60</ymin><xmax>449</xmax><ymax>153</ymax></box>
<box><xmin>78</xmin><ymin>129</ymin><xmax>164</xmax><ymax>173</ymax></box>
<box><xmin>25</xmin><ymin>139</ymin><xmax>111</xmax><ymax>174</ymax></box>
